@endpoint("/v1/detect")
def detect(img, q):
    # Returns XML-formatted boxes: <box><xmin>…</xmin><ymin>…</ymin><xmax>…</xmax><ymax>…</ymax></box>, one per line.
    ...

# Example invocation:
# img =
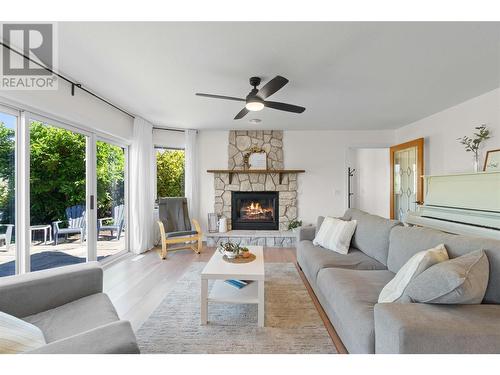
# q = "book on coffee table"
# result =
<box><xmin>224</xmin><ymin>279</ymin><xmax>249</xmax><ymax>289</ymax></box>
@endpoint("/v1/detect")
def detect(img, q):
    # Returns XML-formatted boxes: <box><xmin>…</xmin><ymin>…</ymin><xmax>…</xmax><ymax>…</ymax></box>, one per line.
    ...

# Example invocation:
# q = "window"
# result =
<box><xmin>0</xmin><ymin>109</ymin><xmax>17</xmax><ymax>277</ymax></box>
<box><xmin>29</xmin><ymin>120</ymin><xmax>88</xmax><ymax>271</ymax></box>
<box><xmin>96</xmin><ymin>140</ymin><xmax>127</xmax><ymax>258</ymax></box>
<box><xmin>156</xmin><ymin>147</ymin><xmax>185</xmax><ymax>198</ymax></box>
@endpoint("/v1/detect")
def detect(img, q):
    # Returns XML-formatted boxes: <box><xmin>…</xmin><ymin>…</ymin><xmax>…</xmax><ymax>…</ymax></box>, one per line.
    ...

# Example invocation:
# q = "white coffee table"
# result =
<box><xmin>201</xmin><ymin>245</ymin><xmax>265</xmax><ymax>327</ymax></box>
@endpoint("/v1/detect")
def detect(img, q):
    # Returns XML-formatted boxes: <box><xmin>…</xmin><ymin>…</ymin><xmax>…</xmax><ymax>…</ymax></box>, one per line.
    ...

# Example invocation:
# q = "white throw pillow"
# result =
<box><xmin>0</xmin><ymin>311</ymin><xmax>46</xmax><ymax>354</ymax></box>
<box><xmin>378</xmin><ymin>244</ymin><xmax>449</xmax><ymax>303</ymax></box>
<box><xmin>313</xmin><ymin>216</ymin><xmax>357</xmax><ymax>254</ymax></box>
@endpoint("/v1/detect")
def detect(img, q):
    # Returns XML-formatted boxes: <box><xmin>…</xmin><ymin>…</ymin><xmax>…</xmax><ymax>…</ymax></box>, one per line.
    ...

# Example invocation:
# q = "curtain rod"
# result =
<box><xmin>152</xmin><ymin>127</ymin><xmax>185</xmax><ymax>133</ymax></box>
<box><xmin>152</xmin><ymin>127</ymin><xmax>200</xmax><ymax>134</ymax></box>
<box><xmin>0</xmin><ymin>42</ymin><xmax>135</xmax><ymax>119</ymax></box>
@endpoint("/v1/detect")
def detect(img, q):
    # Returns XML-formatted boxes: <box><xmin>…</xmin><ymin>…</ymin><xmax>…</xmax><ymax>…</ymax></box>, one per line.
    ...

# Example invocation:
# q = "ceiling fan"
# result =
<box><xmin>196</xmin><ymin>75</ymin><xmax>306</xmax><ymax>120</ymax></box>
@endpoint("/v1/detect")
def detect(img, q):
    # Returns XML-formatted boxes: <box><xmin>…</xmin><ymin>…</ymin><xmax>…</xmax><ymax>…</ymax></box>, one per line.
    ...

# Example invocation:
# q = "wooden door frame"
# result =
<box><xmin>389</xmin><ymin>138</ymin><xmax>424</xmax><ymax>220</ymax></box>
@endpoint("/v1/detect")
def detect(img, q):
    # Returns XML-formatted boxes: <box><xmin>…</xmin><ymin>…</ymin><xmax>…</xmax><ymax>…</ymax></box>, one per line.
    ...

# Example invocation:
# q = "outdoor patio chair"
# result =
<box><xmin>98</xmin><ymin>204</ymin><xmax>125</xmax><ymax>240</ymax></box>
<box><xmin>0</xmin><ymin>224</ymin><xmax>14</xmax><ymax>252</ymax></box>
<box><xmin>53</xmin><ymin>205</ymin><xmax>86</xmax><ymax>245</ymax></box>
<box><xmin>157</xmin><ymin>197</ymin><xmax>202</xmax><ymax>259</ymax></box>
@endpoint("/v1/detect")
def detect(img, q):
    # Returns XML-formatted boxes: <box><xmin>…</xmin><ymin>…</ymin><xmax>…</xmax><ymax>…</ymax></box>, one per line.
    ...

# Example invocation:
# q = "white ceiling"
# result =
<box><xmin>58</xmin><ymin>22</ymin><xmax>500</xmax><ymax>130</ymax></box>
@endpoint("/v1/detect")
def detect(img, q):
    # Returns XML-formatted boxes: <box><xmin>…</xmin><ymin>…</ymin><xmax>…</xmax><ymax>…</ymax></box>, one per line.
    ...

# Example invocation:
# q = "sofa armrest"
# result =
<box><xmin>0</xmin><ymin>262</ymin><xmax>103</xmax><ymax>318</ymax></box>
<box><xmin>375</xmin><ymin>303</ymin><xmax>500</xmax><ymax>354</ymax></box>
<box><xmin>27</xmin><ymin>321</ymin><xmax>140</xmax><ymax>354</ymax></box>
<box><xmin>298</xmin><ymin>226</ymin><xmax>316</xmax><ymax>241</ymax></box>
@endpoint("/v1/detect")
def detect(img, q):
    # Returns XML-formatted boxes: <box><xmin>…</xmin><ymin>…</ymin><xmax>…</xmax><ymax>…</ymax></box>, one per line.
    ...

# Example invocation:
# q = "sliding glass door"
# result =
<box><xmin>0</xmin><ymin>108</ymin><xmax>17</xmax><ymax>277</ymax></box>
<box><xmin>96</xmin><ymin>140</ymin><xmax>127</xmax><ymax>259</ymax></box>
<box><xmin>0</xmin><ymin>106</ymin><xmax>129</xmax><ymax>276</ymax></box>
<box><xmin>29</xmin><ymin>119</ymin><xmax>89</xmax><ymax>271</ymax></box>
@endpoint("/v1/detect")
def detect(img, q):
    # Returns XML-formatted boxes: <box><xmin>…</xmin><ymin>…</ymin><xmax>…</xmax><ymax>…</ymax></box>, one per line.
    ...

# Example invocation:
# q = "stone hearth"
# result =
<box><xmin>205</xmin><ymin>230</ymin><xmax>296</xmax><ymax>248</ymax></box>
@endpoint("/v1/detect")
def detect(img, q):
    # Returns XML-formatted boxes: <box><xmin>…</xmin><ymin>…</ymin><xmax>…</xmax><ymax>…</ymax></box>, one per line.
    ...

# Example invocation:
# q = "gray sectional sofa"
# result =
<box><xmin>297</xmin><ymin>208</ymin><xmax>500</xmax><ymax>354</ymax></box>
<box><xmin>0</xmin><ymin>262</ymin><xmax>140</xmax><ymax>354</ymax></box>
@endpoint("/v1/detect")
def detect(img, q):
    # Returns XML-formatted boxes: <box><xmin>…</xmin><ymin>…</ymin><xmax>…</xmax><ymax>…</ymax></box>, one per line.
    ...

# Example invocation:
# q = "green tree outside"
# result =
<box><xmin>0</xmin><ymin>121</ymin><xmax>125</xmax><ymax>226</ymax></box>
<box><xmin>156</xmin><ymin>148</ymin><xmax>185</xmax><ymax>198</ymax></box>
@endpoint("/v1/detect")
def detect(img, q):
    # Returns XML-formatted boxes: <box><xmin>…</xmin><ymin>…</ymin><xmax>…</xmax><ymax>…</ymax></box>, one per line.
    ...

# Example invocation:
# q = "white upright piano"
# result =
<box><xmin>405</xmin><ymin>171</ymin><xmax>500</xmax><ymax>240</ymax></box>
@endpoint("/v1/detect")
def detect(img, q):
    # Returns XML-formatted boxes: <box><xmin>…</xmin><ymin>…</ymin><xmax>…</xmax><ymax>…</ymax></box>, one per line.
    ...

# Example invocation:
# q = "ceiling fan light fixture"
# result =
<box><xmin>245</xmin><ymin>101</ymin><xmax>264</xmax><ymax>111</ymax></box>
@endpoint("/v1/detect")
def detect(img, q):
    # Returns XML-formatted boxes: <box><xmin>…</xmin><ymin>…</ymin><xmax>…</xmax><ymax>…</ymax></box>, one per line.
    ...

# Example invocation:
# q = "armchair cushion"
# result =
<box><xmin>24</xmin><ymin>293</ymin><xmax>119</xmax><ymax>343</ymax></box>
<box><xmin>165</xmin><ymin>230</ymin><xmax>198</xmax><ymax>238</ymax></box>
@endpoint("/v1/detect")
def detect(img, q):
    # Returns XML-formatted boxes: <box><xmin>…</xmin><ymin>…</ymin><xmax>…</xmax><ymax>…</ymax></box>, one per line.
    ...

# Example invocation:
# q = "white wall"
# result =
<box><xmin>197</xmin><ymin>129</ymin><xmax>394</xmax><ymax>231</ymax></box>
<box><xmin>348</xmin><ymin>148</ymin><xmax>390</xmax><ymax>218</ymax></box>
<box><xmin>395</xmin><ymin>88</ymin><xmax>500</xmax><ymax>175</ymax></box>
<box><xmin>285</xmin><ymin>131</ymin><xmax>393</xmax><ymax>225</ymax></box>
<box><xmin>198</xmin><ymin>130</ymin><xmax>229</xmax><ymax>232</ymax></box>
<box><xmin>153</xmin><ymin>129</ymin><xmax>185</xmax><ymax>148</ymax></box>
<box><xmin>0</xmin><ymin>79</ymin><xmax>134</xmax><ymax>141</ymax></box>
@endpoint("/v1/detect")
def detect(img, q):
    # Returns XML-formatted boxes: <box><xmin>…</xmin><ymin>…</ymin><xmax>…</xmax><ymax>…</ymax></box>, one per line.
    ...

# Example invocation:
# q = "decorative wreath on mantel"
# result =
<box><xmin>243</xmin><ymin>146</ymin><xmax>266</xmax><ymax>170</ymax></box>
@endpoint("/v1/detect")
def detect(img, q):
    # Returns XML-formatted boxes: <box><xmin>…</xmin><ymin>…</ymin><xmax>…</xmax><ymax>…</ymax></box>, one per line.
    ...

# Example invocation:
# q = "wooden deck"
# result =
<box><xmin>0</xmin><ymin>235</ymin><xmax>125</xmax><ymax>266</ymax></box>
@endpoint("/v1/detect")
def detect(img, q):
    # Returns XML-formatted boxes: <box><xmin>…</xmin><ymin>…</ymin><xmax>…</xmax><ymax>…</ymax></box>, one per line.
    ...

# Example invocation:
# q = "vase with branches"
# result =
<box><xmin>457</xmin><ymin>125</ymin><xmax>491</xmax><ymax>172</ymax></box>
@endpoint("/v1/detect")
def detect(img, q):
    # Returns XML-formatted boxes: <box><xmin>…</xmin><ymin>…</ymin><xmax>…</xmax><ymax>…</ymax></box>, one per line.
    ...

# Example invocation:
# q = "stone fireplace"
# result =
<box><xmin>231</xmin><ymin>191</ymin><xmax>279</xmax><ymax>230</ymax></box>
<box><xmin>212</xmin><ymin>130</ymin><xmax>300</xmax><ymax>231</ymax></box>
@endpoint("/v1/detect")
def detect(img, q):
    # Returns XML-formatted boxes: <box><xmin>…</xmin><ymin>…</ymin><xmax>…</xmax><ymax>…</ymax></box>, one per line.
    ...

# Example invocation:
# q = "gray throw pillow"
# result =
<box><xmin>400</xmin><ymin>250</ymin><xmax>489</xmax><ymax>304</ymax></box>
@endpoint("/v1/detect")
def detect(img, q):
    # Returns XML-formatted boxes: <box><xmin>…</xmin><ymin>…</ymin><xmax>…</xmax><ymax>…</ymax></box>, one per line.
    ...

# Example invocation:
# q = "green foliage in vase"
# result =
<box><xmin>218</xmin><ymin>242</ymin><xmax>243</xmax><ymax>255</ymax></box>
<box><xmin>156</xmin><ymin>149</ymin><xmax>185</xmax><ymax>198</ymax></box>
<box><xmin>457</xmin><ymin>124</ymin><xmax>491</xmax><ymax>159</ymax></box>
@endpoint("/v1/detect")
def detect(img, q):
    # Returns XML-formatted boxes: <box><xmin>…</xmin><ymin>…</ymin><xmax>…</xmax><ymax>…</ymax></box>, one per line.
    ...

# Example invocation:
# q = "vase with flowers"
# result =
<box><xmin>457</xmin><ymin>125</ymin><xmax>491</xmax><ymax>172</ymax></box>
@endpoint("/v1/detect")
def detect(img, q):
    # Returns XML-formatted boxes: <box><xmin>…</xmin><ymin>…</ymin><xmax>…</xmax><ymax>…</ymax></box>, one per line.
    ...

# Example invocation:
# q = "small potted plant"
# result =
<box><xmin>240</xmin><ymin>247</ymin><xmax>250</xmax><ymax>258</ymax></box>
<box><xmin>287</xmin><ymin>219</ymin><xmax>303</xmax><ymax>232</ymax></box>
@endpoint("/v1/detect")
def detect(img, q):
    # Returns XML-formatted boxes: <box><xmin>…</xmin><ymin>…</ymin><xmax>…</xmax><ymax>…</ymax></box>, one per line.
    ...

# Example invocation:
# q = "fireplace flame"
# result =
<box><xmin>243</xmin><ymin>201</ymin><xmax>273</xmax><ymax>219</ymax></box>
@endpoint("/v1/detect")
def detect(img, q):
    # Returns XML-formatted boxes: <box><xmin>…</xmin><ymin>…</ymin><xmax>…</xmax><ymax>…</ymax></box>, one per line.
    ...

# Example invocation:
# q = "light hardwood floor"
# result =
<box><xmin>103</xmin><ymin>245</ymin><xmax>296</xmax><ymax>331</ymax></box>
<box><xmin>103</xmin><ymin>245</ymin><xmax>347</xmax><ymax>353</ymax></box>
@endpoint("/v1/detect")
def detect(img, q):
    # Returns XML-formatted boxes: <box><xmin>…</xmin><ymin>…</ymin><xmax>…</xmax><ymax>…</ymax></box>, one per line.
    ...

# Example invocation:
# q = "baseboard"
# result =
<box><xmin>295</xmin><ymin>262</ymin><xmax>348</xmax><ymax>354</ymax></box>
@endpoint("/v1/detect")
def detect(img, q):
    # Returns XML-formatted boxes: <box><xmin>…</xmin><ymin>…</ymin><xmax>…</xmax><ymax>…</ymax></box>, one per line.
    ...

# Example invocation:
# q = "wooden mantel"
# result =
<box><xmin>207</xmin><ymin>169</ymin><xmax>305</xmax><ymax>184</ymax></box>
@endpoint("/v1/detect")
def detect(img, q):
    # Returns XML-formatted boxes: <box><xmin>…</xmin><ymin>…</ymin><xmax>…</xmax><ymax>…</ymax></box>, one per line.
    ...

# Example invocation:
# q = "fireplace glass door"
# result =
<box><xmin>231</xmin><ymin>191</ymin><xmax>279</xmax><ymax>230</ymax></box>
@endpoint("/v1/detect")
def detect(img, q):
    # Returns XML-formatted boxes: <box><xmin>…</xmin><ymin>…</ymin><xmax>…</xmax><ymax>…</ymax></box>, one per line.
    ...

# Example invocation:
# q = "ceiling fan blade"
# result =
<box><xmin>234</xmin><ymin>107</ymin><xmax>249</xmax><ymax>120</ymax></box>
<box><xmin>264</xmin><ymin>101</ymin><xmax>305</xmax><ymax>113</ymax></box>
<box><xmin>258</xmin><ymin>75</ymin><xmax>289</xmax><ymax>99</ymax></box>
<box><xmin>196</xmin><ymin>93</ymin><xmax>245</xmax><ymax>102</ymax></box>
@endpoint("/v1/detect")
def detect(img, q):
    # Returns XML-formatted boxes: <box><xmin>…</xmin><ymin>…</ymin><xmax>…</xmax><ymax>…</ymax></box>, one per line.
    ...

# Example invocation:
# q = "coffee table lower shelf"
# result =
<box><xmin>208</xmin><ymin>280</ymin><xmax>259</xmax><ymax>304</ymax></box>
<box><xmin>201</xmin><ymin>278</ymin><xmax>265</xmax><ymax>327</ymax></box>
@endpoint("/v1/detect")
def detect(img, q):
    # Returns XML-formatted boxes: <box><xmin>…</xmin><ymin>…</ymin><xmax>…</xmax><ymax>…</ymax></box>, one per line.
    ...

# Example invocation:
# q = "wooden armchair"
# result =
<box><xmin>157</xmin><ymin>197</ymin><xmax>202</xmax><ymax>259</ymax></box>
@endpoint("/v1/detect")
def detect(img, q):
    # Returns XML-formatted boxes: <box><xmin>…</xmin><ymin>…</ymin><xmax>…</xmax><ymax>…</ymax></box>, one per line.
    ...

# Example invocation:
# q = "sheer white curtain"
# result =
<box><xmin>129</xmin><ymin>117</ymin><xmax>155</xmax><ymax>254</ymax></box>
<box><xmin>184</xmin><ymin>129</ymin><xmax>199</xmax><ymax>220</ymax></box>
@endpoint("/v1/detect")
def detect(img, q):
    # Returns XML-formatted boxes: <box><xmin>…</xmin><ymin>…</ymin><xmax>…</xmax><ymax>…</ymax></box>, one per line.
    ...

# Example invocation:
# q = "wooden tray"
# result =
<box><xmin>222</xmin><ymin>253</ymin><xmax>256</xmax><ymax>264</ymax></box>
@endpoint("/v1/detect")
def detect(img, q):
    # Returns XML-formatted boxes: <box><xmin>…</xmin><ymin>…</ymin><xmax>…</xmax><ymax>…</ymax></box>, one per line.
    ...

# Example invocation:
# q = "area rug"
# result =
<box><xmin>136</xmin><ymin>262</ymin><xmax>336</xmax><ymax>354</ymax></box>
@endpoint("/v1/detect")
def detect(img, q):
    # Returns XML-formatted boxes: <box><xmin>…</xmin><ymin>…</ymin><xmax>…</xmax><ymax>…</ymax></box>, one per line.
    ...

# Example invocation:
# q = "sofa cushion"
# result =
<box><xmin>402</xmin><ymin>250</ymin><xmax>489</xmax><ymax>304</ymax></box>
<box><xmin>0</xmin><ymin>311</ymin><xmax>46</xmax><ymax>353</ymax></box>
<box><xmin>297</xmin><ymin>240</ymin><xmax>387</xmax><ymax>283</ymax></box>
<box><xmin>24</xmin><ymin>293</ymin><xmax>119</xmax><ymax>343</ymax></box>
<box><xmin>313</xmin><ymin>216</ymin><xmax>357</xmax><ymax>254</ymax></box>
<box><xmin>342</xmin><ymin>208</ymin><xmax>401</xmax><ymax>265</ymax></box>
<box><xmin>316</xmin><ymin>268</ymin><xmax>395</xmax><ymax>354</ymax></box>
<box><xmin>387</xmin><ymin>226</ymin><xmax>500</xmax><ymax>303</ymax></box>
<box><xmin>375</xmin><ymin>303</ymin><xmax>500</xmax><ymax>353</ymax></box>
<box><xmin>378</xmin><ymin>244</ymin><xmax>449</xmax><ymax>303</ymax></box>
